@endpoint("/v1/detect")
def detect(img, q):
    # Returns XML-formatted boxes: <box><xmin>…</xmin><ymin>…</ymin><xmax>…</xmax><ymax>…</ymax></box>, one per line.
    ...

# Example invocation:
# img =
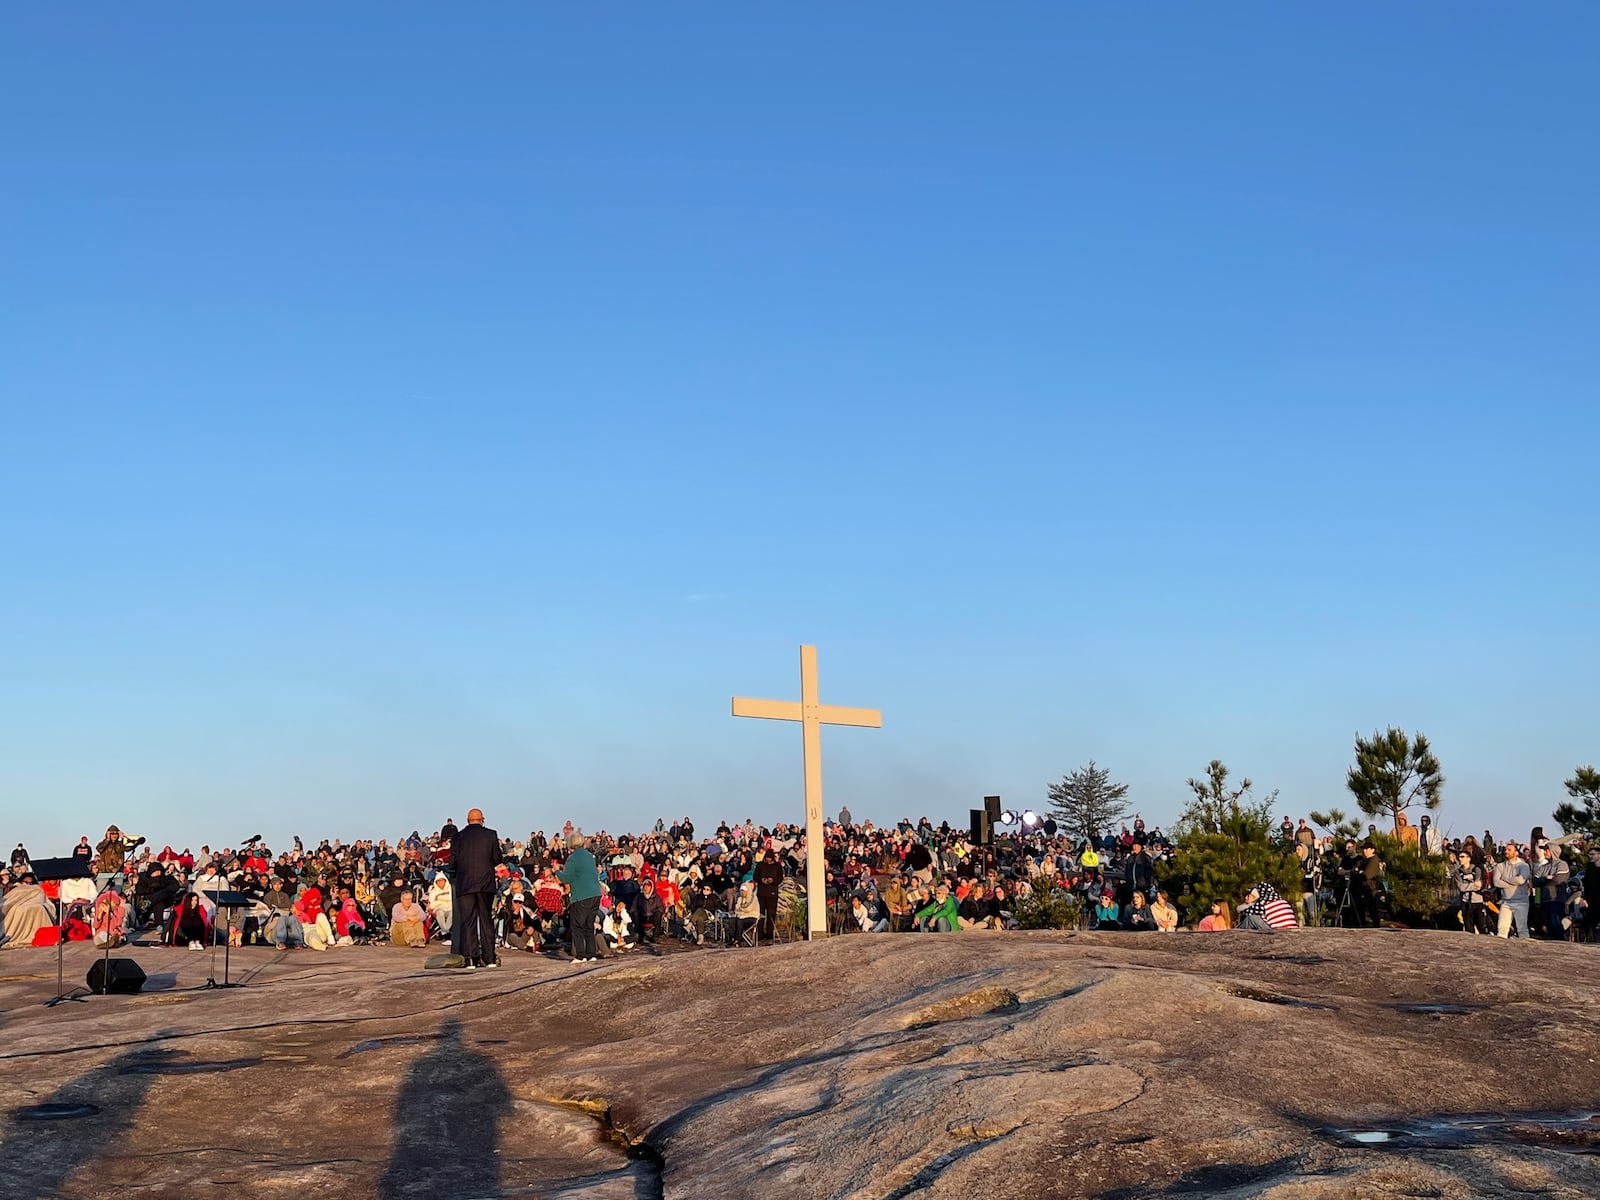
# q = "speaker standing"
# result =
<box><xmin>450</xmin><ymin>809</ymin><xmax>501</xmax><ymax>970</ymax></box>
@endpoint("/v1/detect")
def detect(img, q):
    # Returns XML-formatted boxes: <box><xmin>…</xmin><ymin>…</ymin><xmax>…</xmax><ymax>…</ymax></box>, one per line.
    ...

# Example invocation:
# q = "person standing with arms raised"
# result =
<box><xmin>558</xmin><ymin>833</ymin><xmax>602</xmax><ymax>963</ymax></box>
<box><xmin>451</xmin><ymin>808</ymin><xmax>501</xmax><ymax>970</ymax></box>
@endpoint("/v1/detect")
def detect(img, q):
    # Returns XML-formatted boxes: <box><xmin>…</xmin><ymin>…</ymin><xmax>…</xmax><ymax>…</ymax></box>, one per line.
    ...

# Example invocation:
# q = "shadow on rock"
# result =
<box><xmin>0</xmin><ymin>1043</ymin><xmax>169</xmax><ymax>1198</ymax></box>
<box><xmin>379</xmin><ymin>1017</ymin><xmax>511</xmax><ymax>1200</ymax></box>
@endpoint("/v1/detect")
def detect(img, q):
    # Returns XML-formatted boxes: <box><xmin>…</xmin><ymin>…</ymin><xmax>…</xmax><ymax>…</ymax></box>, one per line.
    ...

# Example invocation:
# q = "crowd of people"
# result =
<box><xmin>2</xmin><ymin>807</ymin><xmax>1597</xmax><ymax>959</ymax></box>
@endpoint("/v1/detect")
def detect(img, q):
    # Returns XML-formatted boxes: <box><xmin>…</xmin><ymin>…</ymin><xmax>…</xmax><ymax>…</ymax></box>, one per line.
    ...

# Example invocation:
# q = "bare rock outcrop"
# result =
<box><xmin>2</xmin><ymin>930</ymin><xmax>1598</xmax><ymax>1198</ymax></box>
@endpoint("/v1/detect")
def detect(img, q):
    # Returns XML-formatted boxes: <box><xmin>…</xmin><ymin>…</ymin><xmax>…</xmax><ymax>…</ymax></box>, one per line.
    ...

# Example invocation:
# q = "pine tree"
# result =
<box><xmin>1160</xmin><ymin>760</ymin><xmax>1296</xmax><ymax>925</ymax></box>
<box><xmin>1045</xmin><ymin>761</ymin><xmax>1130</xmax><ymax>846</ymax></box>
<box><xmin>1554</xmin><ymin>765</ymin><xmax>1600</xmax><ymax>840</ymax></box>
<box><xmin>1345</xmin><ymin>728</ymin><xmax>1444</xmax><ymax>834</ymax></box>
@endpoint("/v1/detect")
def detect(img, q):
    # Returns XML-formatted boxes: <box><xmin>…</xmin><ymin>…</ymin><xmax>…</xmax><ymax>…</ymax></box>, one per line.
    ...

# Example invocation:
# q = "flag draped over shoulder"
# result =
<box><xmin>1241</xmin><ymin>881</ymin><xmax>1299</xmax><ymax>930</ymax></box>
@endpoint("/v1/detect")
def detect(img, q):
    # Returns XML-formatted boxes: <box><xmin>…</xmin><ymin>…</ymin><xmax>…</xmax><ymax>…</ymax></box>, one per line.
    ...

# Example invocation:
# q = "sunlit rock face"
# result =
<box><xmin>3</xmin><ymin>930</ymin><xmax>1599</xmax><ymax>1197</ymax></box>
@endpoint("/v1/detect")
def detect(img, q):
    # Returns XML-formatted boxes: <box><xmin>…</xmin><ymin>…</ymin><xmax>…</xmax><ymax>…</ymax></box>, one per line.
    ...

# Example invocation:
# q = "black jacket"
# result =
<box><xmin>451</xmin><ymin>823</ymin><xmax>501</xmax><ymax>895</ymax></box>
<box><xmin>753</xmin><ymin>859</ymin><xmax>784</xmax><ymax>895</ymax></box>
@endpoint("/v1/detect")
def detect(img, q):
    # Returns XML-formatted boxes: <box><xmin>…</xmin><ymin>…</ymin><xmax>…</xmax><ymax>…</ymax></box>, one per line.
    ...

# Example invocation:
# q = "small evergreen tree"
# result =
<box><xmin>1346</xmin><ymin>727</ymin><xmax>1444</xmax><ymax>833</ymax></box>
<box><xmin>1554</xmin><ymin>766</ymin><xmax>1600</xmax><ymax>841</ymax></box>
<box><xmin>1046</xmin><ymin>761</ymin><xmax>1130</xmax><ymax>845</ymax></box>
<box><xmin>1368</xmin><ymin>833</ymin><xmax>1450</xmax><ymax>925</ymax></box>
<box><xmin>1160</xmin><ymin>764</ymin><xmax>1298</xmax><ymax>925</ymax></box>
<box><xmin>1184</xmin><ymin>759</ymin><xmax>1279</xmax><ymax>833</ymax></box>
<box><xmin>1011</xmin><ymin>876</ymin><xmax>1082</xmax><ymax>930</ymax></box>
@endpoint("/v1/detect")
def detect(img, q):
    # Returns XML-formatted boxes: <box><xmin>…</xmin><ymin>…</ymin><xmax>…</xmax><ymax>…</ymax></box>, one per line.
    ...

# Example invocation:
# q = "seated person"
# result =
<box><xmin>852</xmin><ymin>894</ymin><xmax>888</xmax><ymax>933</ymax></box>
<box><xmin>426</xmin><ymin>876</ymin><xmax>453</xmax><ymax>942</ymax></box>
<box><xmin>1093</xmin><ymin>891</ymin><xmax>1120</xmax><ymax>929</ymax></box>
<box><xmin>731</xmin><ymin>880</ymin><xmax>762</xmax><ymax>942</ymax></box>
<box><xmin>989</xmin><ymin>884</ymin><xmax>1016</xmax><ymax>930</ymax></box>
<box><xmin>601</xmin><ymin>898</ymin><xmax>634</xmax><ymax>952</ymax></box>
<box><xmin>1150</xmin><ymin>889</ymin><xmax>1179</xmax><ymax>932</ymax></box>
<box><xmin>914</xmin><ymin>883</ymin><xmax>958</xmax><ymax>933</ymax></box>
<box><xmin>168</xmin><ymin>893</ymin><xmax>210</xmax><ymax>948</ymax></box>
<box><xmin>958</xmin><ymin>884</ymin><xmax>997</xmax><ymax>930</ymax></box>
<box><xmin>389</xmin><ymin>888</ymin><xmax>427</xmax><ymax>946</ymax></box>
<box><xmin>331</xmin><ymin>886</ymin><xmax>366</xmax><ymax>945</ymax></box>
<box><xmin>2</xmin><ymin>872</ymin><xmax>54</xmax><ymax>947</ymax></box>
<box><xmin>1237</xmin><ymin>881</ymin><xmax>1298</xmax><ymax>931</ymax></box>
<box><xmin>631</xmin><ymin>879</ymin><xmax>665</xmax><ymax>943</ymax></box>
<box><xmin>93</xmin><ymin>887</ymin><xmax>128</xmax><ymax>948</ymax></box>
<box><xmin>1122</xmin><ymin>890</ymin><xmax>1157</xmax><ymax>931</ymax></box>
<box><xmin>293</xmin><ymin>887</ymin><xmax>334</xmax><ymax>951</ymax></box>
<box><xmin>134</xmin><ymin>863</ymin><xmax>180</xmax><ymax>931</ymax></box>
<box><xmin>499</xmin><ymin>894</ymin><xmax>540</xmax><ymax>952</ymax></box>
<box><xmin>686</xmin><ymin>883</ymin><xmax>720</xmax><ymax>944</ymax></box>
<box><xmin>1197</xmin><ymin>899</ymin><xmax>1232</xmax><ymax>931</ymax></box>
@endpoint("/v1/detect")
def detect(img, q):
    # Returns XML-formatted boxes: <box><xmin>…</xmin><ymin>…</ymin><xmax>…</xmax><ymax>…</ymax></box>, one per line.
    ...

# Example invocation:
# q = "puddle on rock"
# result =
<box><xmin>1330</xmin><ymin>1111</ymin><xmax>1600</xmax><ymax>1153</ymax></box>
<box><xmin>16</xmin><ymin>1103</ymin><xmax>100</xmax><ymax>1121</ymax></box>
<box><xmin>1224</xmin><ymin>986</ymin><xmax>1334</xmax><ymax>1010</ymax></box>
<box><xmin>338</xmin><ymin>1034</ymin><xmax>442</xmax><ymax>1058</ymax></box>
<box><xmin>1385</xmin><ymin>1003</ymin><xmax>1484</xmax><ymax>1017</ymax></box>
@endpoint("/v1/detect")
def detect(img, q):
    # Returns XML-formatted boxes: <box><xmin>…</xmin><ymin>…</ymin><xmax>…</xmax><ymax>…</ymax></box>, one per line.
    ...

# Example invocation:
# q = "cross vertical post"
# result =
<box><xmin>732</xmin><ymin>644</ymin><xmax>882</xmax><ymax>939</ymax></box>
<box><xmin>799</xmin><ymin>645</ymin><xmax>825</xmax><ymax>933</ymax></box>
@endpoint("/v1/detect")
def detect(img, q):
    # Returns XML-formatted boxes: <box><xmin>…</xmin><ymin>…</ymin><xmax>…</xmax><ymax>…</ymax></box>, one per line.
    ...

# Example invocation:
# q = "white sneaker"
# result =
<box><xmin>465</xmin><ymin>963</ymin><xmax>477</xmax><ymax>971</ymax></box>
<box><xmin>484</xmin><ymin>961</ymin><xmax>499</xmax><ymax>969</ymax></box>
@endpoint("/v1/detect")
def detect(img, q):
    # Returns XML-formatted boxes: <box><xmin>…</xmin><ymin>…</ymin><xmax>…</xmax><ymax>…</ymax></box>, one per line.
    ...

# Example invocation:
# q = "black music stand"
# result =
<box><xmin>199</xmin><ymin>890</ymin><xmax>249</xmax><ymax>989</ymax></box>
<box><xmin>32</xmin><ymin>857</ymin><xmax>94</xmax><ymax>1007</ymax></box>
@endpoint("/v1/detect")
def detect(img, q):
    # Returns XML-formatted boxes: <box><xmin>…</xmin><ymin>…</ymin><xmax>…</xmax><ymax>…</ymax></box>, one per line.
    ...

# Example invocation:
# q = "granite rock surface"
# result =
<box><xmin>2</xmin><ymin>930</ymin><xmax>1598</xmax><ymax>1198</ymax></box>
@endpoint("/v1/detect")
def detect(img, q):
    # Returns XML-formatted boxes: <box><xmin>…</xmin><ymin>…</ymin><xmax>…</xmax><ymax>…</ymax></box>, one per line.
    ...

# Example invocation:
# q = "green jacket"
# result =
<box><xmin>557</xmin><ymin>848</ymin><xmax>602</xmax><ymax>902</ymax></box>
<box><xmin>914</xmin><ymin>894</ymin><xmax>958</xmax><ymax>929</ymax></box>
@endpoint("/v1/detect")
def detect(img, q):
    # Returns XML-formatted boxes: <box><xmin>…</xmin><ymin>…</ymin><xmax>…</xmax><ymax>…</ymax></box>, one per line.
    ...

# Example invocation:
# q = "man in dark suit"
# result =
<box><xmin>450</xmin><ymin>808</ymin><xmax>501</xmax><ymax>969</ymax></box>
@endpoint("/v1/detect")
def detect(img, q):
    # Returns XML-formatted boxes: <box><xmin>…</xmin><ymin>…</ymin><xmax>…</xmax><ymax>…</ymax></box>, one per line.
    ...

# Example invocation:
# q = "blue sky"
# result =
<box><xmin>2</xmin><ymin>5</ymin><xmax>1596</xmax><ymax>853</ymax></box>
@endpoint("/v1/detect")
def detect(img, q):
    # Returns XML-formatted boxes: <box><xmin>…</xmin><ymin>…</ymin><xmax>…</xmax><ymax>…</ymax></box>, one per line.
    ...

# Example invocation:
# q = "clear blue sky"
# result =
<box><xmin>3</xmin><ymin>5</ymin><xmax>1596</xmax><ymax>854</ymax></box>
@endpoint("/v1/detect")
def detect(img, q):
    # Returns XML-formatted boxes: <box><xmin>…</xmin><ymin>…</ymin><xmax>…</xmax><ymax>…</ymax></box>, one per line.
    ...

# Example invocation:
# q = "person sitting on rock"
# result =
<box><xmin>958</xmin><ymin>883</ymin><xmax>997</xmax><ymax>930</ymax></box>
<box><xmin>93</xmin><ymin>887</ymin><xmax>128</xmax><ymax>948</ymax></box>
<box><xmin>913</xmin><ymin>882</ymin><xmax>958</xmax><ymax>932</ymax></box>
<box><xmin>635</xmin><ymin>878</ymin><xmax>667</xmax><ymax>944</ymax></box>
<box><xmin>1197</xmin><ymin>899</ymin><xmax>1232</xmax><ymax>931</ymax></box>
<box><xmin>1122</xmin><ymin>890</ymin><xmax>1157</xmax><ymax>931</ymax></box>
<box><xmin>602</xmin><ymin>894</ymin><xmax>634</xmax><ymax>952</ymax></box>
<box><xmin>1093</xmin><ymin>890</ymin><xmax>1120</xmax><ymax>929</ymax></box>
<box><xmin>1150</xmin><ymin>890</ymin><xmax>1179</xmax><ymax>932</ymax></box>
<box><xmin>169</xmin><ymin>892</ymin><xmax>210</xmax><ymax>948</ymax></box>
<box><xmin>390</xmin><ymin>887</ymin><xmax>427</xmax><ymax>947</ymax></box>
<box><xmin>331</xmin><ymin>885</ymin><xmax>366</xmax><ymax>945</ymax></box>
<box><xmin>293</xmin><ymin>886</ymin><xmax>334</xmax><ymax>951</ymax></box>
<box><xmin>851</xmin><ymin>893</ymin><xmax>888</xmax><ymax>933</ymax></box>
<box><xmin>1</xmin><ymin>872</ymin><xmax>54</xmax><ymax>948</ymax></box>
<box><xmin>499</xmin><ymin>893</ymin><xmax>540</xmax><ymax>952</ymax></box>
<box><xmin>1238</xmin><ymin>882</ymin><xmax>1299</xmax><ymax>931</ymax></box>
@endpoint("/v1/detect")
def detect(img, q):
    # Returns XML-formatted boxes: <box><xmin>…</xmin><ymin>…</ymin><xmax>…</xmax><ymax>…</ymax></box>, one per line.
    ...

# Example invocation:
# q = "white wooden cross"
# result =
<box><xmin>732</xmin><ymin>645</ymin><xmax>881</xmax><ymax>938</ymax></box>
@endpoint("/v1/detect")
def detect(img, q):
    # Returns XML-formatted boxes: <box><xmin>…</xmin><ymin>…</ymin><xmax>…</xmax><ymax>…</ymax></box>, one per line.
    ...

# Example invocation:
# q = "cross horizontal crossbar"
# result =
<box><xmin>731</xmin><ymin>697</ymin><xmax>882</xmax><ymax>729</ymax></box>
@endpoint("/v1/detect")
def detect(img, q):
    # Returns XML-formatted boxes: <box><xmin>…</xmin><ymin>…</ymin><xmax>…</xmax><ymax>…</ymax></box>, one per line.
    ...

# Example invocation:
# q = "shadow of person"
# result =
<box><xmin>0</xmin><ymin>1041</ymin><xmax>173</xmax><ymax>1199</ymax></box>
<box><xmin>380</xmin><ymin>1017</ymin><xmax>511</xmax><ymax>1200</ymax></box>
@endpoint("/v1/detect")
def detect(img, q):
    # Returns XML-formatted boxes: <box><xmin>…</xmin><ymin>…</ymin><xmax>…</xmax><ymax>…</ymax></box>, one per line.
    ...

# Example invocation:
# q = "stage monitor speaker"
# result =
<box><xmin>87</xmin><ymin>958</ymin><xmax>146</xmax><ymax>996</ymax></box>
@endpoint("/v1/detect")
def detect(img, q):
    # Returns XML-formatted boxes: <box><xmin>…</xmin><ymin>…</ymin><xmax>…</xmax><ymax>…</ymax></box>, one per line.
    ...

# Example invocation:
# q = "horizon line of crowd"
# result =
<box><xmin>3</xmin><ymin>807</ymin><xmax>1598</xmax><ymax>957</ymax></box>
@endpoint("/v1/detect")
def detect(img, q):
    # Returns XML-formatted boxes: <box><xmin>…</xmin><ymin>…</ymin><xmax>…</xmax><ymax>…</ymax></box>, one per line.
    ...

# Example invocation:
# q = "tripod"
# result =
<box><xmin>1330</xmin><ymin>875</ymin><xmax>1358</xmax><ymax>928</ymax></box>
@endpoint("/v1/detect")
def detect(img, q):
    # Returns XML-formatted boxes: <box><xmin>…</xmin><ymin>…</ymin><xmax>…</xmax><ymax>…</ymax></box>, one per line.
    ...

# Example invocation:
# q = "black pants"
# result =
<box><xmin>1355</xmin><ymin>885</ymin><xmax>1381</xmax><ymax>929</ymax></box>
<box><xmin>569</xmin><ymin>895</ymin><xmax>600</xmax><ymax>960</ymax></box>
<box><xmin>454</xmin><ymin>890</ymin><xmax>495</xmax><ymax>965</ymax></box>
<box><xmin>757</xmin><ymin>891</ymin><xmax>779</xmax><ymax>941</ymax></box>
